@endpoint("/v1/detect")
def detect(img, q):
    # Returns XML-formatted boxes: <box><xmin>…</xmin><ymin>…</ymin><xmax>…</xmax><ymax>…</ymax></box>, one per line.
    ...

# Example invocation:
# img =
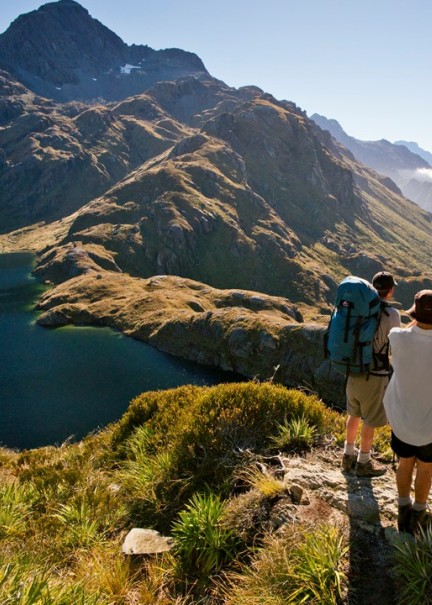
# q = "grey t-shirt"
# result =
<box><xmin>372</xmin><ymin>304</ymin><xmax>401</xmax><ymax>374</ymax></box>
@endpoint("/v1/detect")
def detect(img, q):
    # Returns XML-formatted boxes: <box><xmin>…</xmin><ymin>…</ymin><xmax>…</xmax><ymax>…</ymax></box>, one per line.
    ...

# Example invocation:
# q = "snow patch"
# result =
<box><xmin>120</xmin><ymin>64</ymin><xmax>140</xmax><ymax>74</ymax></box>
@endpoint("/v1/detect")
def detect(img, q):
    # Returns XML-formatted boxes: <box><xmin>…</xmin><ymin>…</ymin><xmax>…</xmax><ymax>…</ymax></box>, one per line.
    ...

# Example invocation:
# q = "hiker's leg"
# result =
<box><xmin>396</xmin><ymin>456</ymin><xmax>416</xmax><ymax>498</ymax></box>
<box><xmin>359</xmin><ymin>422</ymin><xmax>374</xmax><ymax>455</ymax></box>
<box><xmin>409</xmin><ymin>457</ymin><xmax>432</xmax><ymax>533</ymax></box>
<box><xmin>345</xmin><ymin>415</ymin><xmax>360</xmax><ymax>448</ymax></box>
<box><xmin>342</xmin><ymin>415</ymin><xmax>360</xmax><ymax>470</ymax></box>
<box><xmin>413</xmin><ymin>459</ymin><xmax>432</xmax><ymax>505</ymax></box>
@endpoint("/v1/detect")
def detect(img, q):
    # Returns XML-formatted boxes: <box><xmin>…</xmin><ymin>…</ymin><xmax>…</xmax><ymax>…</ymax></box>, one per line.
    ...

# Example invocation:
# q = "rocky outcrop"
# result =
<box><xmin>0</xmin><ymin>73</ymin><xmax>192</xmax><ymax>233</ymax></box>
<box><xmin>122</xmin><ymin>528</ymin><xmax>174</xmax><ymax>555</ymax></box>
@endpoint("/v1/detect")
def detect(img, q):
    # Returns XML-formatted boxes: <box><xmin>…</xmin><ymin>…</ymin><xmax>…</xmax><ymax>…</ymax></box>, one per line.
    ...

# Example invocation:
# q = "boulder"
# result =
<box><xmin>122</xmin><ymin>528</ymin><xmax>174</xmax><ymax>555</ymax></box>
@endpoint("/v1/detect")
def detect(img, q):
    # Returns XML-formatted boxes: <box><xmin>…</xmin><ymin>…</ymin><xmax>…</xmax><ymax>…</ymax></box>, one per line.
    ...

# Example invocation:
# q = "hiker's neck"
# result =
<box><xmin>416</xmin><ymin>321</ymin><xmax>432</xmax><ymax>330</ymax></box>
<box><xmin>379</xmin><ymin>286</ymin><xmax>395</xmax><ymax>301</ymax></box>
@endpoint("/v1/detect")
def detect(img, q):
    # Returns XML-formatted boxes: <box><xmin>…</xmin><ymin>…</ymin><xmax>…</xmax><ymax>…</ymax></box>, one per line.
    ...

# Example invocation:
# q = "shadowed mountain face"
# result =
<box><xmin>0</xmin><ymin>0</ymin><xmax>208</xmax><ymax>102</ymax></box>
<box><xmin>1</xmin><ymin>1</ymin><xmax>432</xmax><ymax>316</ymax></box>
<box><xmin>311</xmin><ymin>113</ymin><xmax>432</xmax><ymax>212</ymax></box>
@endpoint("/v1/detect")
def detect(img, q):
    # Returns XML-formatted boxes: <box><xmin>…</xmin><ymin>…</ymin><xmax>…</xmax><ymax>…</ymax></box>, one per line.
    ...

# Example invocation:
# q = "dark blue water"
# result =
<box><xmin>0</xmin><ymin>252</ymin><xmax>239</xmax><ymax>450</ymax></box>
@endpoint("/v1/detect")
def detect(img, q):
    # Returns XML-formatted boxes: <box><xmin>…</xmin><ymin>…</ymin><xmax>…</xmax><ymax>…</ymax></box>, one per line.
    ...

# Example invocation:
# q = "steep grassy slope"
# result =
<box><xmin>28</xmin><ymin>85</ymin><xmax>432</xmax><ymax>310</ymax></box>
<box><xmin>0</xmin><ymin>71</ymin><xmax>194</xmax><ymax>232</ymax></box>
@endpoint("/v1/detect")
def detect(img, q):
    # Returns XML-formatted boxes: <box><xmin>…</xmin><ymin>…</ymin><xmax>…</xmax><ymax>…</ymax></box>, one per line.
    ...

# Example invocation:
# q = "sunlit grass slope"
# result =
<box><xmin>0</xmin><ymin>381</ymin><xmax>421</xmax><ymax>604</ymax></box>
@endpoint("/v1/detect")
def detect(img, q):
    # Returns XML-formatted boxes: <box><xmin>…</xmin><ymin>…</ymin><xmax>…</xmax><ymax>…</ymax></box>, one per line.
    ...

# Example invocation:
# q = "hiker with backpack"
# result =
<box><xmin>383</xmin><ymin>290</ymin><xmax>432</xmax><ymax>534</ymax></box>
<box><xmin>326</xmin><ymin>272</ymin><xmax>400</xmax><ymax>477</ymax></box>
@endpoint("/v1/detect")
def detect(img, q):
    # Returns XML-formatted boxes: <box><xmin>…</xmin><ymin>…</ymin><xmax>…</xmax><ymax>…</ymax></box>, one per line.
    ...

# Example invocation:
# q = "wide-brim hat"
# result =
<box><xmin>407</xmin><ymin>289</ymin><xmax>432</xmax><ymax>324</ymax></box>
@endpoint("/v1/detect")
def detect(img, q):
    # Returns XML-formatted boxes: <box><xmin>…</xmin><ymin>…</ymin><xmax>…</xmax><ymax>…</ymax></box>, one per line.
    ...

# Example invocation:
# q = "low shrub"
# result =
<box><xmin>114</xmin><ymin>382</ymin><xmax>343</xmax><ymax>488</ymax></box>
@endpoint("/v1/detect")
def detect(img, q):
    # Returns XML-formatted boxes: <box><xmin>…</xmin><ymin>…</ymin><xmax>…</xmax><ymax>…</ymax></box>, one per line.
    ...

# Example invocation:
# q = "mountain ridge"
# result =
<box><xmin>395</xmin><ymin>139</ymin><xmax>432</xmax><ymax>165</ymax></box>
<box><xmin>311</xmin><ymin>113</ymin><xmax>432</xmax><ymax>212</ymax></box>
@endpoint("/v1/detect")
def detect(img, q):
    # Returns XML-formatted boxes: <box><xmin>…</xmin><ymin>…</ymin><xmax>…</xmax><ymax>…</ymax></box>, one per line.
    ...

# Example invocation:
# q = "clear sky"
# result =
<box><xmin>2</xmin><ymin>0</ymin><xmax>432</xmax><ymax>152</ymax></box>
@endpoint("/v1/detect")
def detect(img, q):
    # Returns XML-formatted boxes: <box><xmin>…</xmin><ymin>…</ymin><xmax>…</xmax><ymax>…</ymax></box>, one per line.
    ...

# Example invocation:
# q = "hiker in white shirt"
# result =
<box><xmin>384</xmin><ymin>290</ymin><xmax>432</xmax><ymax>534</ymax></box>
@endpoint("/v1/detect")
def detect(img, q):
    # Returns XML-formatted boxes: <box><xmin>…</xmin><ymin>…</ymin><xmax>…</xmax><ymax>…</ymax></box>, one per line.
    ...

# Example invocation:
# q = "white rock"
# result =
<box><xmin>122</xmin><ymin>528</ymin><xmax>174</xmax><ymax>555</ymax></box>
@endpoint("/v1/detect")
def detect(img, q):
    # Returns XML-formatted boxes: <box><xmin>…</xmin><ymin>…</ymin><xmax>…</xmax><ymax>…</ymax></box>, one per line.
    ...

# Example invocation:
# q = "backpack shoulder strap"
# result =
<box><xmin>371</xmin><ymin>301</ymin><xmax>392</xmax><ymax>373</ymax></box>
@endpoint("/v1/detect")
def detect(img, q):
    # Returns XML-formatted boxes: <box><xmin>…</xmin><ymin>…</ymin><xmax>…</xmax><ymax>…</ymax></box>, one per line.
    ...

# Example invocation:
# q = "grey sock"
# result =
<box><xmin>413</xmin><ymin>502</ymin><xmax>427</xmax><ymax>512</ymax></box>
<box><xmin>358</xmin><ymin>451</ymin><xmax>371</xmax><ymax>464</ymax></box>
<box><xmin>344</xmin><ymin>442</ymin><xmax>356</xmax><ymax>456</ymax></box>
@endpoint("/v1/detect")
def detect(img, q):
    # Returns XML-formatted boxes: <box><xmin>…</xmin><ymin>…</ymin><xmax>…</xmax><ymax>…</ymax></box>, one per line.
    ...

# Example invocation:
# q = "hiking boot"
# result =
<box><xmin>355</xmin><ymin>459</ymin><xmax>386</xmax><ymax>478</ymax></box>
<box><xmin>342</xmin><ymin>453</ymin><xmax>357</xmax><ymax>472</ymax></box>
<box><xmin>408</xmin><ymin>509</ymin><xmax>432</xmax><ymax>535</ymax></box>
<box><xmin>397</xmin><ymin>503</ymin><xmax>412</xmax><ymax>532</ymax></box>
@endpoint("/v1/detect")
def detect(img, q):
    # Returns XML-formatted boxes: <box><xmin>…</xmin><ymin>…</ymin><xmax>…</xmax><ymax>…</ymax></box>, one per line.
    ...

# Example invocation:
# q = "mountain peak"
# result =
<box><xmin>0</xmin><ymin>0</ymin><xmax>126</xmax><ymax>85</ymax></box>
<box><xmin>0</xmin><ymin>0</ymin><xmax>208</xmax><ymax>101</ymax></box>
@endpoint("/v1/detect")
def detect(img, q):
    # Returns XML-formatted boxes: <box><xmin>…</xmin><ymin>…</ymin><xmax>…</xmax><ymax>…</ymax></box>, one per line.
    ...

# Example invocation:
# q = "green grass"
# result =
<box><xmin>223</xmin><ymin>524</ymin><xmax>348</xmax><ymax>605</ymax></box>
<box><xmin>0</xmin><ymin>482</ymin><xmax>36</xmax><ymax>539</ymax></box>
<box><xmin>392</xmin><ymin>528</ymin><xmax>432</xmax><ymax>605</ymax></box>
<box><xmin>271</xmin><ymin>414</ymin><xmax>317</xmax><ymax>452</ymax></box>
<box><xmin>171</xmin><ymin>492</ymin><xmax>239</xmax><ymax>580</ymax></box>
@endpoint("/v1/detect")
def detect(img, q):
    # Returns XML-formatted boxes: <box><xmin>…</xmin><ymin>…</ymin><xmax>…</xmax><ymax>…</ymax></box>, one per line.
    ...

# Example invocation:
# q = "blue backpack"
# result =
<box><xmin>325</xmin><ymin>276</ymin><xmax>386</xmax><ymax>376</ymax></box>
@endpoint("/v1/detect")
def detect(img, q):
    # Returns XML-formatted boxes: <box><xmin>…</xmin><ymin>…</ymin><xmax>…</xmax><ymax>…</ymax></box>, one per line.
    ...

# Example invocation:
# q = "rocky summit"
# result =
<box><xmin>1</xmin><ymin>1</ymin><xmax>432</xmax><ymax>399</ymax></box>
<box><xmin>0</xmin><ymin>0</ymin><xmax>208</xmax><ymax>102</ymax></box>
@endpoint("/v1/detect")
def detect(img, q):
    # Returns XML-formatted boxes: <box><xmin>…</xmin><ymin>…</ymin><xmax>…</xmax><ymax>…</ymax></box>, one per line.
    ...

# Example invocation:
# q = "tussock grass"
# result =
<box><xmin>0</xmin><ymin>482</ymin><xmax>36</xmax><ymax>539</ymax></box>
<box><xmin>171</xmin><ymin>492</ymin><xmax>239</xmax><ymax>580</ymax></box>
<box><xmin>392</xmin><ymin>528</ymin><xmax>432</xmax><ymax>605</ymax></box>
<box><xmin>271</xmin><ymin>414</ymin><xmax>317</xmax><ymax>452</ymax></box>
<box><xmin>237</xmin><ymin>465</ymin><xmax>286</xmax><ymax>498</ymax></box>
<box><xmin>0</xmin><ymin>381</ymin><xmax>395</xmax><ymax>603</ymax></box>
<box><xmin>223</xmin><ymin>524</ymin><xmax>348</xmax><ymax>605</ymax></box>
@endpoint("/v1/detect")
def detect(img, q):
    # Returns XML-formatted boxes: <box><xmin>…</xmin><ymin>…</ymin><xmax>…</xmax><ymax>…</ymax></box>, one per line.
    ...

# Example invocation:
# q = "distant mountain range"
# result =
<box><xmin>394</xmin><ymin>140</ymin><xmax>432</xmax><ymax>165</ymax></box>
<box><xmin>1</xmin><ymin>0</ymin><xmax>432</xmax><ymax>323</ymax></box>
<box><xmin>311</xmin><ymin>114</ymin><xmax>432</xmax><ymax>213</ymax></box>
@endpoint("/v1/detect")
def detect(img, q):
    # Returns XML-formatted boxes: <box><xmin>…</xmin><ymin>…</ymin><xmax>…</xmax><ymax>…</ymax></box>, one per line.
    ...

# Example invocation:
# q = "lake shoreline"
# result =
<box><xmin>0</xmin><ymin>252</ymin><xmax>241</xmax><ymax>451</ymax></box>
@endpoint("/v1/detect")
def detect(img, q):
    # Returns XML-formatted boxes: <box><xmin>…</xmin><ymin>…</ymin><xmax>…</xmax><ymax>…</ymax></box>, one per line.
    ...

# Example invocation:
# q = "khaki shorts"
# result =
<box><xmin>346</xmin><ymin>374</ymin><xmax>389</xmax><ymax>428</ymax></box>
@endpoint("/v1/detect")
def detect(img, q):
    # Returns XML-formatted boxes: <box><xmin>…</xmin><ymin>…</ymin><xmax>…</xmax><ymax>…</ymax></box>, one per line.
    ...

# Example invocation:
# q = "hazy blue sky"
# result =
<box><xmin>2</xmin><ymin>1</ymin><xmax>432</xmax><ymax>151</ymax></box>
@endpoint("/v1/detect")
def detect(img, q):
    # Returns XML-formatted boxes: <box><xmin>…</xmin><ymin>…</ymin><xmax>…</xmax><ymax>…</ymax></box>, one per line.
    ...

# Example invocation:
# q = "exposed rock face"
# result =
<box><xmin>0</xmin><ymin>0</ymin><xmax>208</xmax><ymax>102</ymax></box>
<box><xmin>395</xmin><ymin>140</ymin><xmax>432</xmax><ymax>165</ymax></box>
<box><xmin>0</xmin><ymin>71</ymin><xmax>193</xmax><ymax>233</ymax></box>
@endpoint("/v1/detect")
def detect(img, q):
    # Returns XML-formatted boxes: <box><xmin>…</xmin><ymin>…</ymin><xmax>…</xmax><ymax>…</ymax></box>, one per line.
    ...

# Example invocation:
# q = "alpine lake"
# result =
<box><xmin>0</xmin><ymin>252</ymin><xmax>241</xmax><ymax>450</ymax></box>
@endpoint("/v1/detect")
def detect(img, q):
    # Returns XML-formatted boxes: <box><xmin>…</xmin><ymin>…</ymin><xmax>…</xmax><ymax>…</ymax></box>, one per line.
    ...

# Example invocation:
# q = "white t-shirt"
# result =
<box><xmin>383</xmin><ymin>325</ymin><xmax>432</xmax><ymax>446</ymax></box>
